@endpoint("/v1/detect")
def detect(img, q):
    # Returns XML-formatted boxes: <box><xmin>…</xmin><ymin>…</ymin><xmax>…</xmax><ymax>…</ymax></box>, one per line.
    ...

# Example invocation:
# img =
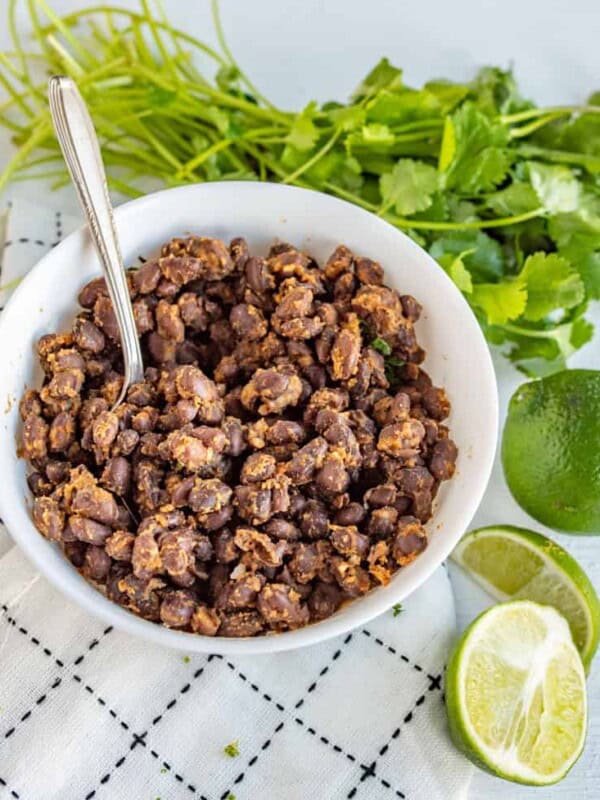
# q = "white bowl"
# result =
<box><xmin>0</xmin><ymin>182</ymin><xmax>497</xmax><ymax>654</ymax></box>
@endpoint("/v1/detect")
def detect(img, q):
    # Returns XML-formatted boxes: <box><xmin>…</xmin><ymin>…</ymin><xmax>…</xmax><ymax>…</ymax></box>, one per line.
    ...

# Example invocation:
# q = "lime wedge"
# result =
<box><xmin>446</xmin><ymin>601</ymin><xmax>587</xmax><ymax>785</ymax></box>
<box><xmin>451</xmin><ymin>525</ymin><xmax>599</xmax><ymax>670</ymax></box>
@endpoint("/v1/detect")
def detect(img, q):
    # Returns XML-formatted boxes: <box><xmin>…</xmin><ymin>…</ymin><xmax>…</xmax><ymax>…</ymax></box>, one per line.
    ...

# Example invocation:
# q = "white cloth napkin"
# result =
<box><xmin>0</xmin><ymin>197</ymin><xmax>473</xmax><ymax>800</ymax></box>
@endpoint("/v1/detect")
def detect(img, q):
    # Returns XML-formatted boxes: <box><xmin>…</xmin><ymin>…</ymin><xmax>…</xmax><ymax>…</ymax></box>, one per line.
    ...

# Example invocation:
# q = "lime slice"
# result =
<box><xmin>446</xmin><ymin>601</ymin><xmax>587</xmax><ymax>785</ymax></box>
<box><xmin>451</xmin><ymin>525</ymin><xmax>600</xmax><ymax>670</ymax></box>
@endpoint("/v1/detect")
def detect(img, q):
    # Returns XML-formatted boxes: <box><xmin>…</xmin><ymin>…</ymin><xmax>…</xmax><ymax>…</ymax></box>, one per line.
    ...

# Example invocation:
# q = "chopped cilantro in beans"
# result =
<box><xmin>371</xmin><ymin>337</ymin><xmax>392</xmax><ymax>356</ymax></box>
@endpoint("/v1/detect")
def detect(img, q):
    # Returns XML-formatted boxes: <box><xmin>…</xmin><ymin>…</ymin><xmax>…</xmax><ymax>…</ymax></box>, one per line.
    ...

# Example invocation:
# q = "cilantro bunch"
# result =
<box><xmin>1</xmin><ymin>0</ymin><xmax>598</xmax><ymax>374</ymax></box>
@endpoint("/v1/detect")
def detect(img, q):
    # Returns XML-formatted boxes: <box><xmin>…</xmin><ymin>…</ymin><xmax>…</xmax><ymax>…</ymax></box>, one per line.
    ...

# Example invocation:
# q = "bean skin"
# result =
<box><xmin>19</xmin><ymin>235</ymin><xmax>457</xmax><ymax>638</ymax></box>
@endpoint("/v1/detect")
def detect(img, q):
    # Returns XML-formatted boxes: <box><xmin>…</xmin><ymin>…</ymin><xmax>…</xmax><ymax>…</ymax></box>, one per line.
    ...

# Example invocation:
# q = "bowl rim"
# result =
<box><xmin>0</xmin><ymin>181</ymin><xmax>498</xmax><ymax>655</ymax></box>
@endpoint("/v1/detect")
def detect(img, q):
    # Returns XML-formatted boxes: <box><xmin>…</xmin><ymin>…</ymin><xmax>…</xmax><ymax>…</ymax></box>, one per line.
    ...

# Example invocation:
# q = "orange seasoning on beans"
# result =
<box><xmin>18</xmin><ymin>236</ymin><xmax>457</xmax><ymax>636</ymax></box>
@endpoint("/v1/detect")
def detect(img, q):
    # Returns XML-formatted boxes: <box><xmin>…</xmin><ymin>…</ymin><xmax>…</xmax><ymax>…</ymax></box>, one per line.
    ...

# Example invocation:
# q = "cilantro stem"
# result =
<box><xmin>9</xmin><ymin>0</ymin><xmax>28</xmax><ymax>80</ymax></box>
<box><xmin>210</xmin><ymin>0</ymin><xmax>275</xmax><ymax>112</ymax></box>
<box><xmin>0</xmin><ymin>0</ymin><xmax>595</xmax><ymax>377</ymax></box>
<box><xmin>391</xmin><ymin>119</ymin><xmax>444</xmax><ymax>133</ymax></box>
<box><xmin>140</xmin><ymin>0</ymin><xmax>176</xmax><ymax>76</ymax></box>
<box><xmin>501</xmin><ymin>105</ymin><xmax>600</xmax><ymax>124</ymax></box>
<box><xmin>184</xmin><ymin>77</ymin><xmax>289</xmax><ymax>123</ymax></box>
<box><xmin>0</xmin><ymin>122</ymin><xmax>51</xmax><ymax>193</ymax></box>
<box><xmin>0</xmin><ymin>60</ymin><xmax>37</xmax><ymax>119</ymax></box>
<box><xmin>503</xmin><ymin>322</ymin><xmax>569</xmax><ymax>339</ymax></box>
<box><xmin>46</xmin><ymin>33</ymin><xmax>86</xmax><ymax>77</ymax></box>
<box><xmin>0</xmin><ymin>45</ymin><xmax>26</xmax><ymax>82</ymax></box>
<box><xmin>0</xmin><ymin>275</ymin><xmax>24</xmax><ymax>292</ymax></box>
<box><xmin>282</xmin><ymin>127</ymin><xmax>342</xmax><ymax>184</ymax></box>
<box><xmin>516</xmin><ymin>145</ymin><xmax>600</xmax><ymax>172</ymax></box>
<box><xmin>0</xmin><ymin>116</ymin><xmax>26</xmax><ymax>135</ymax></box>
<box><xmin>13</xmin><ymin>169</ymin><xmax>69</xmax><ymax>182</ymax></box>
<box><xmin>324</xmin><ymin>183</ymin><xmax>544</xmax><ymax>230</ymax></box>
<box><xmin>10</xmin><ymin>0</ymin><xmax>44</xmax><ymax>112</ymax></box>
<box><xmin>36</xmin><ymin>4</ymin><xmax>229</xmax><ymax>66</ymax></box>
<box><xmin>323</xmin><ymin>183</ymin><xmax>544</xmax><ymax>231</ymax></box>
<box><xmin>384</xmin><ymin>208</ymin><xmax>545</xmax><ymax>231</ymax></box>
<box><xmin>175</xmin><ymin>139</ymin><xmax>233</xmax><ymax>179</ymax></box>
<box><xmin>508</xmin><ymin>112</ymin><xmax>567</xmax><ymax>139</ymax></box>
<box><xmin>34</xmin><ymin>0</ymin><xmax>96</xmax><ymax>67</ymax></box>
<box><xmin>324</xmin><ymin>182</ymin><xmax>376</xmax><ymax>208</ymax></box>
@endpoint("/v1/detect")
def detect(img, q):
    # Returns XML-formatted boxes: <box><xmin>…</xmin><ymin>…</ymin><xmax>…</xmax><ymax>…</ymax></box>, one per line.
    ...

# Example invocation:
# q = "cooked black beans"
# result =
<box><xmin>19</xmin><ymin>235</ymin><xmax>457</xmax><ymax>637</ymax></box>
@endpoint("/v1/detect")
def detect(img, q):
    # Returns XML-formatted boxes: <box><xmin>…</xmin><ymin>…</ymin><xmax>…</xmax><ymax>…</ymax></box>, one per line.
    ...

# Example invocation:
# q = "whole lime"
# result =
<box><xmin>502</xmin><ymin>369</ymin><xmax>600</xmax><ymax>534</ymax></box>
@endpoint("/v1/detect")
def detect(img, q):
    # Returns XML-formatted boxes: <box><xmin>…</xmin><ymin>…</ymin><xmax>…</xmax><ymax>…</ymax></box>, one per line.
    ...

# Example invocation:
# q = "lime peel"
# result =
<box><xmin>451</xmin><ymin>525</ymin><xmax>600</xmax><ymax>670</ymax></box>
<box><xmin>502</xmin><ymin>370</ymin><xmax>600</xmax><ymax>534</ymax></box>
<box><xmin>446</xmin><ymin>600</ymin><xmax>587</xmax><ymax>785</ymax></box>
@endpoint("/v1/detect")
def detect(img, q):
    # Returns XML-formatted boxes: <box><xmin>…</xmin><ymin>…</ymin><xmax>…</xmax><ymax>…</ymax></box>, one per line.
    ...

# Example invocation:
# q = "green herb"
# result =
<box><xmin>226</xmin><ymin>794</ymin><xmax>236</xmax><ymax>800</ymax></box>
<box><xmin>182</xmin><ymin>655</ymin><xmax>191</xmax><ymax>664</ymax></box>
<box><xmin>0</xmin><ymin>1</ymin><xmax>598</xmax><ymax>375</ymax></box>
<box><xmin>224</xmin><ymin>740</ymin><xmax>240</xmax><ymax>758</ymax></box>
<box><xmin>392</xmin><ymin>603</ymin><xmax>403</xmax><ymax>617</ymax></box>
<box><xmin>371</xmin><ymin>337</ymin><xmax>392</xmax><ymax>356</ymax></box>
<box><xmin>384</xmin><ymin>355</ymin><xmax>405</xmax><ymax>388</ymax></box>
<box><xmin>380</xmin><ymin>159</ymin><xmax>439</xmax><ymax>216</ymax></box>
<box><xmin>160</xmin><ymin>768</ymin><xmax>167</xmax><ymax>774</ymax></box>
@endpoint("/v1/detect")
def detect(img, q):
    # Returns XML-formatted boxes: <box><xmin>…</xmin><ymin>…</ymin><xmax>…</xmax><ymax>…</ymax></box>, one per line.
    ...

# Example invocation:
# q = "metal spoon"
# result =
<box><xmin>48</xmin><ymin>75</ymin><xmax>144</xmax><ymax>409</ymax></box>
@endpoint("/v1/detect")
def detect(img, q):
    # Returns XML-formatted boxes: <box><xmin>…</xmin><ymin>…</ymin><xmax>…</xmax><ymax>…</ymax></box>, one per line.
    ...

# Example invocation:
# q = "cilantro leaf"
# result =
<box><xmin>519</xmin><ymin>252</ymin><xmax>585</xmax><ymax>321</ymax></box>
<box><xmin>371</xmin><ymin>337</ymin><xmax>392</xmax><ymax>355</ymax></box>
<box><xmin>392</xmin><ymin>603</ymin><xmax>403</xmax><ymax>617</ymax></box>
<box><xmin>205</xmin><ymin>106</ymin><xmax>234</xmax><ymax>137</ymax></box>
<box><xmin>468</xmin><ymin>66</ymin><xmax>531</xmax><ymax>115</ymax></box>
<box><xmin>548</xmin><ymin>209</ymin><xmax>600</xmax><ymax>299</ymax></box>
<box><xmin>447</xmin><ymin>257</ymin><xmax>473</xmax><ymax>293</ymax></box>
<box><xmin>503</xmin><ymin>316</ymin><xmax>594</xmax><ymax>377</ymax></box>
<box><xmin>528</xmin><ymin>162</ymin><xmax>581</xmax><ymax>213</ymax></box>
<box><xmin>286</xmin><ymin>103</ymin><xmax>319</xmax><ymax>151</ymax></box>
<box><xmin>424</xmin><ymin>80</ymin><xmax>469</xmax><ymax>114</ymax></box>
<box><xmin>574</xmin><ymin>253</ymin><xmax>600</xmax><ymax>300</ymax></box>
<box><xmin>366</xmin><ymin>88</ymin><xmax>442</xmax><ymax>125</ymax></box>
<box><xmin>471</xmin><ymin>281</ymin><xmax>527</xmax><ymax>325</ymax></box>
<box><xmin>439</xmin><ymin>103</ymin><xmax>511</xmax><ymax>193</ymax></box>
<box><xmin>215</xmin><ymin>64</ymin><xmax>241</xmax><ymax>93</ymax></box>
<box><xmin>570</xmin><ymin>316</ymin><xmax>595</xmax><ymax>349</ymax></box>
<box><xmin>429</xmin><ymin>231</ymin><xmax>505</xmax><ymax>281</ymax></box>
<box><xmin>438</xmin><ymin>116</ymin><xmax>456</xmax><ymax>174</ymax></box>
<box><xmin>327</xmin><ymin>105</ymin><xmax>366</xmax><ymax>132</ymax></box>
<box><xmin>558</xmin><ymin>111</ymin><xmax>600</xmax><ymax>157</ymax></box>
<box><xmin>509</xmin><ymin>349</ymin><xmax>568</xmax><ymax>378</ymax></box>
<box><xmin>147</xmin><ymin>86</ymin><xmax>177</xmax><ymax>108</ymax></box>
<box><xmin>359</xmin><ymin>123</ymin><xmax>395</xmax><ymax>148</ymax></box>
<box><xmin>446</xmin><ymin>196</ymin><xmax>479</xmax><ymax>223</ymax></box>
<box><xmin>353</xmin><ymin>58</ymin><xmax>403</xmax><ymax>99</ymax></box>
<box><xmin>384</xmin><ymin>355</ymin><xmax>405</xmax><ymax>388</ymax></box>
<box><xmin>486</xmin><ymin>182</ymin><xmax>540</xmax><ymax>216</ymax></box>
<box><xmin>549</xmin><ymin>209</ymin><xmax>600</xmax><ymax>256</ymax></box>
<box><xmin>410</xmin><ymin>192</ymin><xmax>449</xmax><ymax>222</ymax></box>
<box><xmin>437</xmin><ymin>250</ymin><xmax>474</xmax><ymax>293</ymax></box>
<box><xmin>224</xmin><ymin>740</ymin><xmax>240</xmax><ymax>758</ymax></box>
<box><xmin>380</xmin><ymin>159</ymin><xmax>438</xmax><ymax>215</ymax></box>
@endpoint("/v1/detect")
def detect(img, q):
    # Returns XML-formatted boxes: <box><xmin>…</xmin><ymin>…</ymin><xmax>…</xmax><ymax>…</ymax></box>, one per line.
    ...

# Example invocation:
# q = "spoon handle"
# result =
<box><xmin>48</xmin><ymin>75</ymin><xmax>144</xmax><ymax>406</ymax></box>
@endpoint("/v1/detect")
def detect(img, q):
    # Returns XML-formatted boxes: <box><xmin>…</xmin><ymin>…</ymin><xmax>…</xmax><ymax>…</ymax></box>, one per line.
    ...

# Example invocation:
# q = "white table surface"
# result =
<box><xmin>1</xmin><ymin>2</ymin><xmax>599</xmax><ymax>798</ymax></box>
